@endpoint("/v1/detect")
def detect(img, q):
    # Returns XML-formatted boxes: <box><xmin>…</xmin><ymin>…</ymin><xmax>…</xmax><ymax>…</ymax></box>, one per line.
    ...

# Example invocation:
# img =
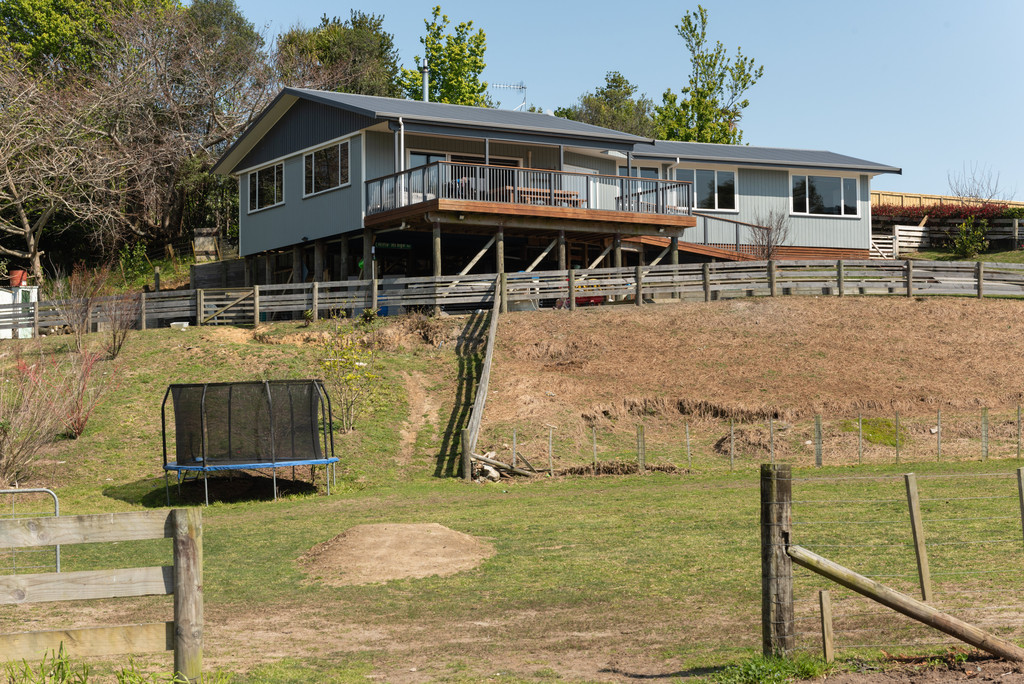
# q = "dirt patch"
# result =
<box><xmin>298</xmin><ymin>523</ymin><xmax>495</xmax><ymax>586</ymax></box>
<box><xmin>822</xmin><ymin>653</ymin><xmax>1024</xmax><ymax>682</ymax></box>
<box><xmin>397</xmin><ymin>371</ymin><xmax>438</xmax><ymax>464</ymax></box>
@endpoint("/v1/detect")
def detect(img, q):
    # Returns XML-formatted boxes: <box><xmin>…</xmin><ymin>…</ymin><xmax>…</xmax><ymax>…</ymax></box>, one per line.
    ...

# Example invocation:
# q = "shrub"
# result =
<box><xmin>951</xmin><ymin>216</ymin><xmax>989</xmax><ymax>259</ymax></box>
<box><xmin>319</xmin><ymin>323</ymin><xmax>379</xmax><ymax>432</ymax></box>
<box><xmin>100</xmin><ymin>291</ymin><xmax>141</xmax><ymax>359</ymax></box>
<box><xmin>49</xmin><ymin>264</ymin><xmax>111</xmax><ymax>353</ymax></box>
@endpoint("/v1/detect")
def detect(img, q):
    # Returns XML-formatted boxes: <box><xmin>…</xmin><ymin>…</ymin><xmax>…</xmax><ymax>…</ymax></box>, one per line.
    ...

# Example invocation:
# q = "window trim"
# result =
<box><xmin>247</xmin><ymin>162</ymin><xmax>284</xmax><ymax>214</ymax></box>
<box><xmin>675</xmin><ymin>166</ymin><xmax>739</xmax><ymax>213</ymax></box>
<box><xmin>790</xmin><ymin>171</ymin><xmax>861</xmax><ymax>218</ymax></box>
<box><xmin>303</xmin><ymin>140</ymin><xmax>351</xmax><ymax>199</ymax></box>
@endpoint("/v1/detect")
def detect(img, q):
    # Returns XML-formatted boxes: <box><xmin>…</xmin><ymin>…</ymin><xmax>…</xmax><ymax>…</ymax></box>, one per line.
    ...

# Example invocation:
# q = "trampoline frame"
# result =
<box><xmin>162</xmin><ymin>379</ymin><xmax>338</xmax><ymax>505</ymax></box>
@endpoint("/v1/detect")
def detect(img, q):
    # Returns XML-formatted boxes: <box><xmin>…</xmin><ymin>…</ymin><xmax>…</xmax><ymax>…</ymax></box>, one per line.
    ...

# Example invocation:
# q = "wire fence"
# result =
<box><xmin>788</xmin><ymin>469</ymin><xmax>1024</xmax><ymax>659</ymax></box>
<box><xmin>484</xmin><ymin>406</ymin><xmax>1024</xmax><ymax>475</ymax></box>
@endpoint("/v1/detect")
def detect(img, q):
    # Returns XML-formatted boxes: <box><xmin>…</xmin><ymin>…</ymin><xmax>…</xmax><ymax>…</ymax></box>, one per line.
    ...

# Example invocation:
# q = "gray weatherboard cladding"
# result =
<box><xmin>239</xmin><ymin>99</ymin><xmax>374</xmax><ymax>172</ymax></box>
<box><xmin>239</xmin><ymin>134</ymin><xmax>364</xmax><ymax>256</ymax></box>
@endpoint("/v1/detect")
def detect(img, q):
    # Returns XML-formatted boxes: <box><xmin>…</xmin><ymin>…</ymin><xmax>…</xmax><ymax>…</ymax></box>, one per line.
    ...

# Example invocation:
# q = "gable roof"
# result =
<box><xmin>632</xmin><ymin>140</ymin><xmax>901</xmax><ymax>175</ymax></box>
<box><xmin>213</xmin><ymin>87</ymin><xmax>651</xmax><ymax>175</ymax></box>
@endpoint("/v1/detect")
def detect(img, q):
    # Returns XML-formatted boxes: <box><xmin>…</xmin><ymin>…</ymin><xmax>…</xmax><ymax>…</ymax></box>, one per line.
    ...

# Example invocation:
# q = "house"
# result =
<box><xmin>212</xmin><ymin>88</ymin><xmax>900</xmax><ymax>285</ymax></box>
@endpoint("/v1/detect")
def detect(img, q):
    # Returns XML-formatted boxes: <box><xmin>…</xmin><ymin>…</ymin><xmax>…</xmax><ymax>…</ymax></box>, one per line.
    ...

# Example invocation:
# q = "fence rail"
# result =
<box><xmin>6</xmin><ymin>259</ymin><xmax>1024</xmax><ymax>334</ymax></box>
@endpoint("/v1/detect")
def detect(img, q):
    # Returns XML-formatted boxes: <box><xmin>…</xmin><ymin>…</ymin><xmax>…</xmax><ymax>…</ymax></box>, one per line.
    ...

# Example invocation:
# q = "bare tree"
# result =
<box><xmin>100</xmin><ymin>291</ymin><xmax>142</xmax><ymax>360</ymax></box>
<box><xmin>49</xmin><ymin>264</ymin><xmax>111</xmax><ymax>353</ymax></box>
<box><xmin>750</xmin><ymin>209</ymin><xmax>791</xmax><ymax>259</ymax></box>
<box><xmin>948</xmin><ymin>162</ymin><xmax>1015</xmax><ymax>206</ymax></box>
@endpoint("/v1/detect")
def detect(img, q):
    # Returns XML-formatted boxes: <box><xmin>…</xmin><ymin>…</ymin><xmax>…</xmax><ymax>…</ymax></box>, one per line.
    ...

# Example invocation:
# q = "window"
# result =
<box><xmin>791</xmin><ymin>175</ymin><xmax>858</xmax><ymax>216</ymax></box>
<box><xmin>248</xmin><ymin>163</ymin><xmax>283</xmax><ymax>212</ymax></box>
<box><xmin>618</xmin><ymin>166</ymin><xmax>660</xmax><ymax>179</ymax></box>
<box><xmin>677</xmin><ymin>168</ymin><xmax>736</xmax><ymax>211</ymax></box>
<box><xmin>304</xmin><ymin>141</ymin><xmax>350</xmax><ymax>196</ymax></box>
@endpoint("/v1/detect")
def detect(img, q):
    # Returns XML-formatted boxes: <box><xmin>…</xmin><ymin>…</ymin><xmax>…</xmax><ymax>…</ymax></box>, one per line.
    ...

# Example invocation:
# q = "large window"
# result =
<box><xmin>677</xmin><ymin>168</ymin><xmax>736</xmax><ymax>211</ymax></box>
<box><xmin>248</xmin><ymin>163</ymin><xmax>283</xmax><ymax>212</ymax></box>
<box><xmin>304</xmin><ymin>141</ymin><xmax>350</xmax><ymax>196</ymax></box>
<box><xmin>792</xmin><ymin>175</ymin><xmax>858</xmax><ymax>216</ymax></box>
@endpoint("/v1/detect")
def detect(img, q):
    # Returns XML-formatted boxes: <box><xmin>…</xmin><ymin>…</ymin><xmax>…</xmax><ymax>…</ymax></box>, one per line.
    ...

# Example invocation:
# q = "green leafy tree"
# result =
<box><xmin>654</xmin><ymin>5</ymin><xmax>763</xmax><ymax>144</ymax></box>
<box><xmin>554</xmin><ymin>71</ymin><xmax>656</xmax><ymax>138</ymax></box>
<box><xmin>276</xmin><ymin>11</ymin><xmax>401</xmax><ymax>97</ymax></box>
<box><xmin>0</xmin><ymin>0</ymin><xmax>174</xmax><ymax>72</ymax></box>
<box><xmin>399</xmin><ymin>5</ymin><xmax>490</xmax><ymax>106</ymax></box>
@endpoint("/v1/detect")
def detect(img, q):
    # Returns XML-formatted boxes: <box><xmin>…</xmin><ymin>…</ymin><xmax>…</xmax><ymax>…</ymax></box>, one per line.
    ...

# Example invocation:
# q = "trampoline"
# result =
<box><xmin>162</xmin><ymin>379</ymin><xmax>338</xmax><ymax>505</ymax></box>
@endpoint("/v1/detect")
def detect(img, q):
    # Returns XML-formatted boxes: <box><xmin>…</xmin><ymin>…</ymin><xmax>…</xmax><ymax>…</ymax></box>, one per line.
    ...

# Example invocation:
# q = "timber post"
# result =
<box><xmin>432</xmin><ymin>223</ymin><xmax>442</xmax><ymax>316</ymax></box>
<box><xmin>252</xmin><ymin>286</ymin><xmax>260</xmax><ymax>327</ymax></box>
<box><xmin>195</xmin><ymin>290</ymin><xmax>204</xmax><ymax>327</ymax></box>
<box><xmin>977</xmin><ymin>261</ymin><xmax>984</xmax><ymax>298</ymax></box>
<box><xmin>906</xmin><ymin>259</ymin><xmax>913</xmax><ymax>297</ymax></box>
<box><xmin>819</xmin><ymin>589</ymin><xmax>834</xmax><ymax>663</ymax></box>
<box><xmin>768</xmin><ymin>260</ymin><xmax>777</xmax><ymax>297</ymax></box>
<box><xmin>568</xmin><ymin>268</ymin><xmax>576</xmax><ymax>311</ymax></box>
<box><xmin>905</xmin><ymin>473</ymin><xmax>933</xmax><ymax>601</ymax></box>
<box><xmin>139</xmin><ymin>294</ymin><xmax>146</xmax><ymax>331</ymax></box>
<box><xmin>311</xmin><ymin>282</ymin><xmax>319</xmax><ymax>322</ymax></box>
<box><xmin>702</xmin><ymin>262</ymin><xmax>711</xmax><ymax>302</ymax></box>
<box><xmin>669</xmin><ymin>236</ymin><xmax>679</xmax><ymax>299</ymax></box>
<box><xmin>172</xmin><ymin>508</ymin><xmax>203</xmax><ymax>682</ymax></box>
<box><xmin>500</xmin><ymin>273</ymin><xmax>508</xmax><ymax>314</ymax></box>
<box><xmin>461</xmin><ymin>428</ymin><xmax>471</xmax><ymax>481</ymax></box>
<box><xmin>761</xmin><ymin>463</ymin><xmax>794</xmax><ymax>657</ymax></box>
<box><xmin>634</xmin><ymin>264</ymin><xmax>643</xmax><ymax>306</ymax></box>
<box><xmin>370</xmin><ymin>260</ymin><xmax>378</xmax><ymax>314</ymax></box>
<box><xmin>837</xmin><ymin>260</ymin><xmax>845</xmax><ymax>297</ymax></box>
<box><xmin>33</xmin><ymin>299</ymin><xmax>40</xmax><ymax>337</ymax></box>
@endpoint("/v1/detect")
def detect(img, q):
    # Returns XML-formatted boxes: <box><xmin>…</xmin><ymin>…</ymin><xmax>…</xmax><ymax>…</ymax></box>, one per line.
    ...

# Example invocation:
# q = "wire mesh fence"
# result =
<box><xmin>788</xmin><ymin>469</ymin><xmax>1024</xmax><ymax>659</ymax></box>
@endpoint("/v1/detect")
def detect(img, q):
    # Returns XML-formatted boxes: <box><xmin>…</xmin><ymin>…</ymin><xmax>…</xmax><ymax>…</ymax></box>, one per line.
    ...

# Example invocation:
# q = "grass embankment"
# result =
<box><xmin>2</xmin><ymin>299</ymin><xmax>1023</xmax><ymax>682</ymax></box>
<box><xmin>907</xmin><ymin>246</ymin><xmax>1024</xmax><ymax>263</ymax></box>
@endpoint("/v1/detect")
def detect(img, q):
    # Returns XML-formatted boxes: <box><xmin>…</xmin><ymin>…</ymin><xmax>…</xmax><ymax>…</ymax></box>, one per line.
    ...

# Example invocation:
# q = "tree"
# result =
<box><xmin>399</xmin><ymin>6</ymin><xmax>490</xmax><ymax>106</ymax></box>
<box><xmin>750</xmin><ymin>209</ymin><xmax>791</xmax><ymax>259</ymax></box>
<box><xmin>554</xmin><ymin>71</ymin><xmax>656</xmax><ymax>138</ymax></box>
<box><xmin>276</xmin><ymin>11</ymin><xmax>401</xmax><ymax>97</ymax></box>
<box><xmin>654</xmin><ymin>5</ymin><xmax>763</xmax><ymax>144</ymax></box>
<box><xmin>947</xmin><ymin>162</ymin><xmax>1014</xmax><ymax>206</ymax></box>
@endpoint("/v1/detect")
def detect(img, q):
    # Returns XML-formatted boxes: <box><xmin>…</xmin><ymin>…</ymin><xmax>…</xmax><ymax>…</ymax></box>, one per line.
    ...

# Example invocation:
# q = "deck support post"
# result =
<box><xmin>264</xmin><ymin>253</ymin><xmax>274</xmax><ymax>285</ymax></box>
<box><xmin>613</xmin><ymin>235</ymin><xmax>622</xmax><ymax>302</ymax></box>
<box><xmin>557</xmin><ymin>231</ymin><xmax>567</xmax><ymax>271</ymax></box>
<box><xmin>362</xmin><ymin>228</ymin><xmax>373</xmax><ymax>280</ymax></box>
<box><xmin>291</xmin><ymin>245</ymin><xmax>303</xmax><ymax>284</ymax></box>
<box><xmin>314</xmin><ymin>239</ymin><xmax>326</xmax><ymax>282</ymax></box>
<box><xmin>339</xmin><ymin>236</ymin><xmax>350</xmax><ymax>280</ymax></box>
<box><xmin>496</xmin><ymin>228</ymin><xmax>505</xmax><ymax>276</ymax></box>
<box><xmin>761</xmin><ymin>464</ymin><xmax>794</xmax><ymax>657</ymax></box>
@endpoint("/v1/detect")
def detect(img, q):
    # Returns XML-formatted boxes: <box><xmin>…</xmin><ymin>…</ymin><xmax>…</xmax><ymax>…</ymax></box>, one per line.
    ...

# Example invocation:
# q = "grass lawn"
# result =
<box><xmin>906</xmin><ymin>246</ymin><xmax>1024</xmax><ymax>263</ymax></box>
<box><xmin>2</xmin><ymin>311</ymin><xmax>1023</xmax><ymax>683</ymax></box>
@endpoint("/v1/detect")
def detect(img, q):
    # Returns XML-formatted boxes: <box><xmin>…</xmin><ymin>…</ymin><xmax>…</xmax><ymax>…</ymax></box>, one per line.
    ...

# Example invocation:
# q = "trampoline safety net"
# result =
<box><xmin>166</xmin><ymin>380</ymin><xmax>330</xmax><ymax>467</ymax></box>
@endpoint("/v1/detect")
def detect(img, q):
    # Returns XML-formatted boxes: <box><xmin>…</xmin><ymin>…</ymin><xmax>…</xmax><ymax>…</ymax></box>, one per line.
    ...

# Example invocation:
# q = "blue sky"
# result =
<box><xmin>237</xmin><ymin>0</ymin><xmax>1023</xmax><ymax>198</ymax></box>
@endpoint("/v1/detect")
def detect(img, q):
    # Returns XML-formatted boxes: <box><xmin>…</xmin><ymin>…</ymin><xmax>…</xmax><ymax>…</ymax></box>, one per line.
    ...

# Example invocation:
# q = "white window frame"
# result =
<box><xmin>676</xmin><ymin>166</ymin><xmax>738</xmax><ymax>213</ymax></box>
<box><xmin>247</xmin><ymin>162</ymin><xmax>284</xmax><ymax>214</ymax></box>
<box><xmin>303</xmin><ymin>140</ymin><xmax>351</xmax><ymax>198</ymax></box>
<box><xmin>790</xmin><ymin>171</ymin><xmax>860</xmax><ymax>218</ymax></box>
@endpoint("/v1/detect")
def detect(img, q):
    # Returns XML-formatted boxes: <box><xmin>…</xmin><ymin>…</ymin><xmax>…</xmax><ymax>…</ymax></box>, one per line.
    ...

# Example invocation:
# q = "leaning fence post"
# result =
<box><xmin>172</xmin><ymin>507</ymin><xmax>203</xmax><ymax>683</ymax></box>
<box><xmin>761</xmin><ymin>464</ymin><xmax>794</xmax><ymax>657</ymax></box>
<box><xmin>905</xmin><ymin>473</ymin><xmax>933</xmax><ymax>601</ymax></box>
<box><xmin>461</xmin><ymin>428</ymin><xmax>471</xmax><ymax>481</ymax></box>
<box><xmin>819</xmin><ymin>589</ymin><xmax>835</xmax><ymax>664</ymax></box>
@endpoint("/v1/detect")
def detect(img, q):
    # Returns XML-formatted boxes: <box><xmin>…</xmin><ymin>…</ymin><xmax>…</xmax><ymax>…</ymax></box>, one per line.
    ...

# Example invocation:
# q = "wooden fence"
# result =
<box><xmin>460</xmin><ymin>278</ymin><xmax>501</xmax><ymax>480</ymax></box>
<box><xmin>0</xmin><ymin>508</ymin><xmax>203</xmax><ymax>681</ymax></box>
<box><xmin>871</xmin><ymin>219</ymin><xmax>1023</xmax><ymax>257</ymax></box>
<box><xmin>7</xmin><ymin>259</ymin><xmax>1024</xmax><ymax>335</ymax></box>
<box><xmin>871</xmin><ymin>190</ymin><xmax>1024</xmax><ymax>209</ymax></box>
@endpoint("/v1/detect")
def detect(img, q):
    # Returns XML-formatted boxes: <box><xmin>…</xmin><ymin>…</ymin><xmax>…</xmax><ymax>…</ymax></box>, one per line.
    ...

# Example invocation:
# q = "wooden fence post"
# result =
<box><xmin>761</xmin><ymin>464</ymin><xmax>794</xmax><ymax>657</ymax></box>
<box><xmin>837</xmin><ymin>260</ymin><xmax>845</xmax><ymax>298</ymax></box>
<box><xmin>634</xmin><ymin>264</ymin><xmax>643</xmax><ymax>306</ymax></box>
<box><xmin>1015</xmin><ymin>218</ymin><xmax>1020</xmax><ymax>250</ymax></box>
<box><xmin>905</xmin><ymin>259</ymin><xmax>913</xmax><ymax>297</ymax></box>
<box><xmin>905</xmin><ymin>473</ymin><xmax>933</xmax><ymax>602</ymax></box>
<box><xmin>768</xmin><ymin>260</ymin><xmax>777</xmax><ymax>297</ymax></box>
<box><xmin>461</xmin><ymin>428</ymin><xmax>471</xmax><ymax>481</ymax></box>
<box><xmin>252</xmin><ymin>286</ymin><xmax>260</xmax><ymax>327</ymax></box>
<box><xmin>311</xmin><ymin>282</ymin><xmax>319</xmax><ymax>322</ymax></box>
<box><xmin>195</xmin><ymin>289</ymin><xmax>204</xmax><ymax>327</ymax></box>
<box><xmin>172</xmin><ymin>508</ymin><xmax>203</xmax><ymax>682</ymax></box>
<box><xmin>568</xmin><ymin>268</ymin><xmax>576</xmax><ymax>311</ymax></box>
<box><xmin>702</xmin><ymin>262</ymin><xmax>711</xmax><ymax>302</ymax></box>
<box><xmin>139</xmin><ymin>294</ymin><xmax>146</xmax><ymax>331</ymax></box>
<box><xmin>977</xmin><ymin>261</ymin><xmax>984</xmax><ymax>299</ymax></box>
<box><xmin>370</xmin><ymin>264</ymin><xmax>379</xmax><ymax>313</ymax></box>
<box><xmin>33</xmin><ymin>299</ymin><xmax>40</xmax><ymax>337</ymax></box>
<box><xmin>819</xmin><ymin>589</ymin><xmax>834</xmax><ymax>663</ymax></box>
<box><xmin>500</xmin><ymin>272</ymin><xmax>508</xmax><ymax>315</ymax></box>
<box><xmin>814</xmin><ymin>414</ymin><xmax>823</xmax><ymax>467</ymax></box>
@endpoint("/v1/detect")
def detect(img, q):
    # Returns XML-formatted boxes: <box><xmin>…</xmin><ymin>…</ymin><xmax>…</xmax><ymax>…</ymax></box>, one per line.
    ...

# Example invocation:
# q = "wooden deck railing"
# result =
<box><xmin>365</xmin><ymin>161</ymin><xmax>692</xmax><ymax>218</ymax></box>
<box><xmin>3</xmin><ymin>259</ymin><xmax>1024</xmax><ymax>335</ymax></box>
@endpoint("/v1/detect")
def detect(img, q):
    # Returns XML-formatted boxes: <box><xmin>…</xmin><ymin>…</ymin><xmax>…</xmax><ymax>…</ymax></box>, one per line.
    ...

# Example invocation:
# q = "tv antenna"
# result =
<box><xmin>490</xmin><ymin>81</ymin><xmax>527</xmax><ymax>111</ymax></box>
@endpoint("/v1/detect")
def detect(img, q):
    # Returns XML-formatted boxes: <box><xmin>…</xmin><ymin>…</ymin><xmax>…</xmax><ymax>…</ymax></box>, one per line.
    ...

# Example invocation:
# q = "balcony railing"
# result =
<box><xmin>365</xmin><ymin>161</ymin><xmax>692</xmax><ymax>218</ymax></box>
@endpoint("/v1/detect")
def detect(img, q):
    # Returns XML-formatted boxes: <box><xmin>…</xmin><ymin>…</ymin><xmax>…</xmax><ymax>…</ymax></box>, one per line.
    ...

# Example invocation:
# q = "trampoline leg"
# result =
<box><xmin>204</xmin><ymin>470</ymin><xmax>209</xmax><ymax>507</ymax></box>
<box><xmin>177</xmin><ymin>472</ymin><xmax>182</xmax><ymax>500</ymax></box>
<box><xmin>165</xmin><ymin>472</ymin><xmax>170</xmax><ymax>506</ymax></box>
<box><xmin>273</xmin><ymin>469</ymin><xmax>278</xmax><ymax>501</ymax></box>
<box><xmin>326</xmin><ymin>465</ymin><xmax>331</xmax><ymax>496</ymax></box>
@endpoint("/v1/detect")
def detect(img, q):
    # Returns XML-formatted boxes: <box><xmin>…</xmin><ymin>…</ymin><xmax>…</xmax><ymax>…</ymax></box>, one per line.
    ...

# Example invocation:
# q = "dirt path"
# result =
<box><xmin>397</xmin><ymin>371</ymin><xmax>438</xmax><ymax>464</ymax></box>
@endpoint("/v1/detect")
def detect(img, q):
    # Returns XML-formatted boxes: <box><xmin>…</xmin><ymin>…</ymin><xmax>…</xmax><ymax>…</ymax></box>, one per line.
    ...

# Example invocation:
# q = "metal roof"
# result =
<box><xmin>288</xmin><ymin>88</ymin><xmax>652</xmax><ymax>143</ymax></box>
<box><xmin>632</xmin><ymin>139</ymin><xmax>901</xmax><ymax>175</ymax></box>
